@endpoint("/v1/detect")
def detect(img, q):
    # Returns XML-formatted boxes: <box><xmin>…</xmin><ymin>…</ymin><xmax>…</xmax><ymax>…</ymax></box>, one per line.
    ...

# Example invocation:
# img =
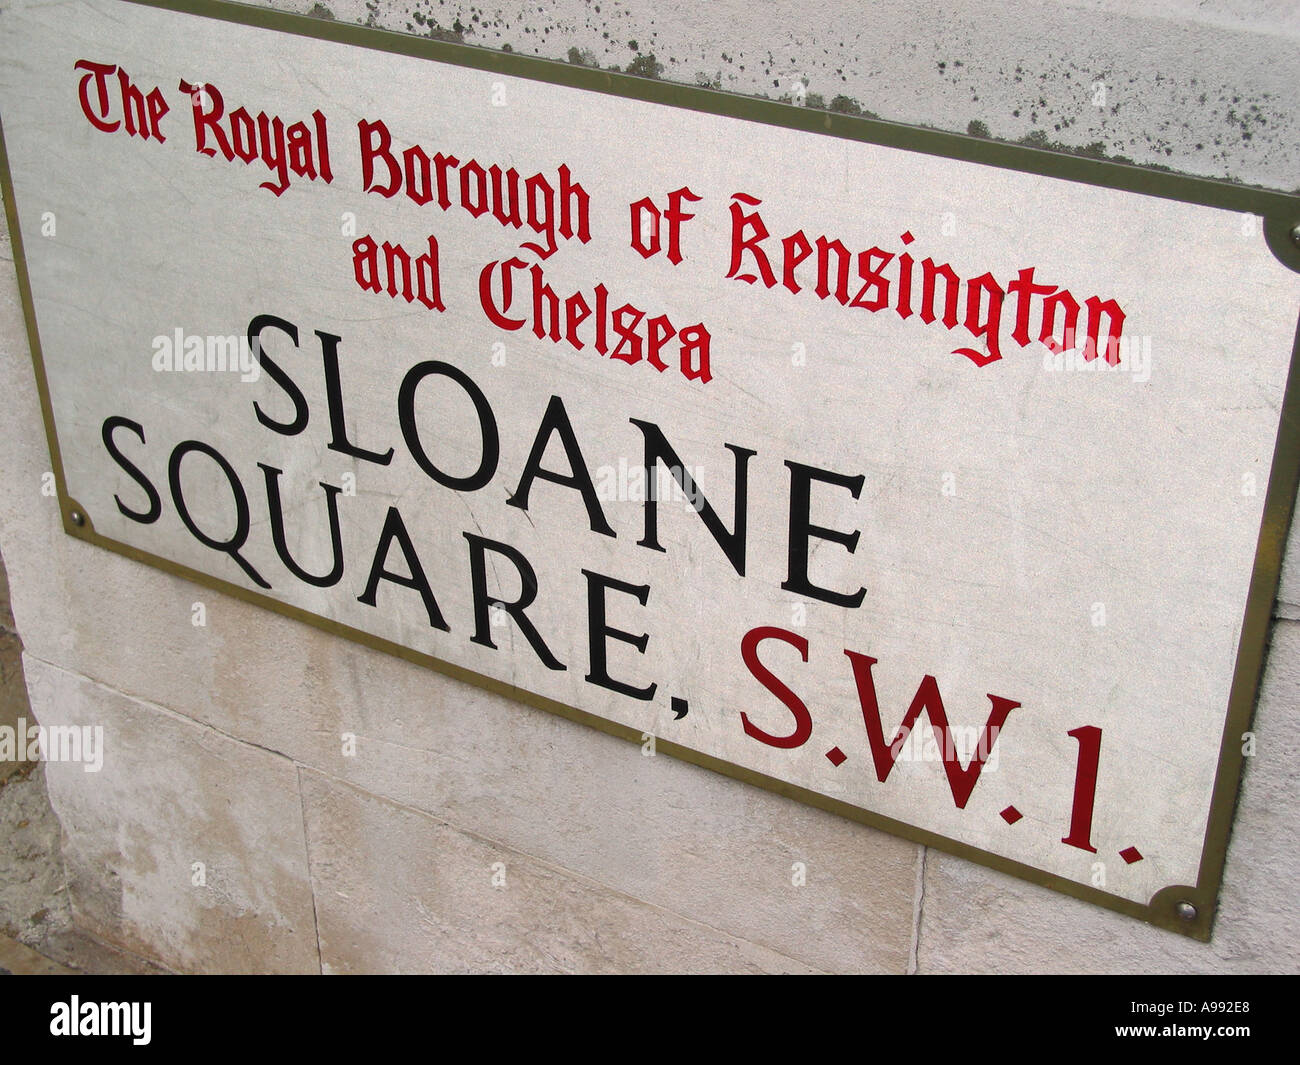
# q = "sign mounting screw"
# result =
<box><xmin>69</xmin><ymin>509</ymin><xmax>85</xmax><ymax>527</ymax></box>
<box><xmin>1290</xmin><ymin>223</ymin><xmax>1300</xmax><ymax>248</ymax></box>
<box><xmin>1175</xmin><ymin>901</ymin><xmax>1197</xmax><ymax>921</ymax></box>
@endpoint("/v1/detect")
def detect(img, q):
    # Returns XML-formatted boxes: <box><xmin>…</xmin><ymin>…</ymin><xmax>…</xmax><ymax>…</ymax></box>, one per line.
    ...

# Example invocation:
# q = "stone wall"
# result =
<box><xmin>0</xmin><ymin>0</ymin><xmax>1297</xmax><ymax>972</ymax></box>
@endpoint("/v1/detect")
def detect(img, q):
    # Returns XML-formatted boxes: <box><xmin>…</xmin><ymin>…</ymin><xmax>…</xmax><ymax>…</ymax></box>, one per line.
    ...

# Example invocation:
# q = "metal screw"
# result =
<box><xmin>69</xmin><ymin>509</ymin><xmax>85</xmax><ymax>527</ymax></box>
<box><xmin>1176</xmin><ymin>901</ymin><xmax>1197</xmax><ymax>921</ymax></box>
<box><xmin>1290</xmin><ymin>223</ymin><xmax>1300</xmax><ymax>249</ymax></box>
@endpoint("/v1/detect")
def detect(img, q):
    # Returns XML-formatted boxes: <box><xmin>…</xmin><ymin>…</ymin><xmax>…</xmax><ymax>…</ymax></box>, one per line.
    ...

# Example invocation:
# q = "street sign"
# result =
<box><xmin>3</xmin><ymin>0</ymin><xmax>1299</xmax><ymax>937</ymax></box>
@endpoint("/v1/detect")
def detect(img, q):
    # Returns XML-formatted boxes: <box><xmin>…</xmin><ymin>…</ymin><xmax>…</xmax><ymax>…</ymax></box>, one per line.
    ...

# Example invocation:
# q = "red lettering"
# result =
<box><xmin>478</xmin><ymin>258</ymin><xmax>528</xmax><ymax>332</ymax></box>
<box><xmin>725</xmin><ymin>193</ymin><xmax>777</xmax><ymax>287</ymax></box>
<box><xmin>179</xmin><ymin>80</ymin><xmax>232</xmax><ymax>160</ymax></box>
<box><xmin>358</xmin><ymin>117</ymin><xmax>400</xmax><ymax>196</ymax></box>
<box><xmin>76</xmin><ymin>60</ymin><xmax>119</xmax><ymax>132</ymax></box>
<box><xmin>740</xmin><ymin>626</ymin><xmax>812</xmax><ymax>749</ymax></box>
<box><xmin>844</xmin><ymin>650</ymin><xmax>1019</xmax><ymax>809</ymax></box>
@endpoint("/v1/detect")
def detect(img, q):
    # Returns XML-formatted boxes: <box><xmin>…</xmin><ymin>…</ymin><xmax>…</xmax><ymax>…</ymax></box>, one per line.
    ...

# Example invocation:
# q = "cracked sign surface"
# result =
<box><xmin>2</xmin><ymin>0</ymin><xmax>1299</xmax><ymax>933</ymax></box>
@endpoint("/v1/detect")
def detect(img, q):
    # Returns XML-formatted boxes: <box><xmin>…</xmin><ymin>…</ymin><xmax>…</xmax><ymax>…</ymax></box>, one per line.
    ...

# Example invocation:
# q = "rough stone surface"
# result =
<box><xmin>0</xmin><ymin>629</ymin><xmax>29</xmax><ymax>783</ymax></box>
<box><xmin>0</xmin><ymin>761</ymin><xmax>71</xmax><ymax>948</ymax></box>
<box><xmin>276</xmin><ymin>0</ymin><xmax>1300</xmax><ymax>191</ymax></box>
<box><xmin>0</xmin><ymin>546</ymin><xmax>12</xmax><ymax>628</ymax></box>
<box><xmin>0</xmin><ymin>547</ymin><xmax>31</xmax><ymax>784</ymax></box>
<box><xmin>300</xmin><ymin>767</ymin><xmax>820</xmax><ymax>973</ymax></box>
<box><xmin>0</xmin><ymin>545</ymin><xmax>67</xmax><ymax>950</ymax></box>
<box><xmin>23</xmin><ymin>655</ymin><xmax>321</xmax><ymax>974</ymax></box>
<box><xmin>0</xmin><ymin>931</ymin><xmax>75</xmax><ymax>974</ymax></box>
<box><xmin>307</xmin><ymin>688</ymin><xmax>918</xmax><ymax>972</ymax></box>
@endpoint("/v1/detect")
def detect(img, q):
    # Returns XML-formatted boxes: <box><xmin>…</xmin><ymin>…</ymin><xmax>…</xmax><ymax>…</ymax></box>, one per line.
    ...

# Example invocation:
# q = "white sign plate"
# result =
<box><xmin>3</xmin><ymin>0</ymin><xmax>1299</xmax><ymax>936</ymax></box>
